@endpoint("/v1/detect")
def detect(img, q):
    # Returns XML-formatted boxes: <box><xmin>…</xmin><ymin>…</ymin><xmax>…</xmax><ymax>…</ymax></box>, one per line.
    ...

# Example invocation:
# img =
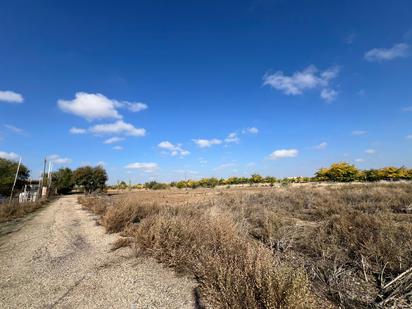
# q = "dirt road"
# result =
<box><xmin>0</xmin><ymin>195</ymin><xmax>196</xmax><ymax>309</ymax></box>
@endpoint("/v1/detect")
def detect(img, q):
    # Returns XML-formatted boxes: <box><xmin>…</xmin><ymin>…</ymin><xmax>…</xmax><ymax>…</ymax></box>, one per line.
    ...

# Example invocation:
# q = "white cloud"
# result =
<box><xmin>58</xmin><ymin>92</ymin><xmax>122</xmax><ymax>120</ymax></box>
<box><xmin>406</xmin><ymin>134</ymin><xmax>412</xmax><ymax>140</ymax></box>
<box><xmin>125</xmin><ymin>162</ymin><xmax>159</xmax><ymax>173</ymax></box>
<box><xmin>243</xmin><ymin>127</ymin><xmax>259</xmax><ymax>134</ymax></box>
<box><xmin>402</xmin><ymin>106</ymin><xmax>412</xmax><ymax>112</ymax></box>
<box><xmin>263</xmin><ymin>65</ymin><xmax>340</xmax><ymax>101</ymax></box>
<box><xmin>0</xmin><ymin>90</ymin><xmax>24</xmax><ymax>104</ymax></box>
<box><xmin>320</xmin><ymin>88</ymin><xmax>338</xmax><ymax>102</ymax></box>
<box><xmin>225</xmin><ymin>132</ymin><xmax>240</xmax><ymax>144</ymax></box>
<box><xmin>365</xmin><ymin>43</ymin><xmax>409</xmax><ymax>62</ymax></box>
<box><xmin>0</xmin><ymin>151</ymin><xmax>19</xmax><ymax>161</ymax></box>
<box><xmin>57</xmin><ymin>92</ymin><xmax>148</xmax><ymax>121</ymax></box>
<box><xmin>198</xmin><ymin>157</ymin><xmax>207</xmax><ymax>165</ymax></box>
<box><xmin>314</xmin><ymin>142</ymin><xmax>328</xmax><ymax>150</ymax></box>
<box><xmin>113</xmin><ymin>145</ymin><xmax>123</xmax><ymax>150</ymax></box>
<box><xmin>352</xmin><ymin>130</ymin><xmax>367</xmax><ymax>136</ymax></box>
<box><xmin>120</xmin><ymin>102</ymin><xmax>148</xmax><ymax>112</ymax></box>
<box><xmin>103</xmin><ymin>137</ymin><xmax>124</xmax><ymax>144</ymax></box>
<box><xmin>355</xmin><ymin>158</ymin><xmax>365</xmax><ymax>163</ymax></box>
<box><xmin>47</xmin><ymin>154</ymin><xmax>72</xmax><ymax>165</ymax></box>
<box><xmin>365</xmin><ymin>149</ymin><xmax>376</xmax><ymax>154</ymax></box>
<box><xmin>69</xmin><ymin>127</ymin><xmax>87</xmax><ymax>134</ymax></box>
<box><xmin>214</xmin><ymin>163</ymin><xmax>236</xmax><ymax>171</ymax></box>
<box><xmin>90</xmin><ymin>120</ymin><xmax>145</xmax><ymax>137</ymax></box>
<box><xmin>192</xmin><ymin>138</ymin><xmax>222</xmax><ymax>148</ymax></box>
<box><xmin>269</xmin><ymin>149</ymin><xmax>298</xmax><ymax>160</ymax></box>
<box><xmin>3</xmin><ymin>124</ymin><xmax>25</xmax><ymax>135</ymax></box>
<box><xmin>158</xmin><ymin>141</ymin><xmax>190</xmax><ymax>156</ymax></box>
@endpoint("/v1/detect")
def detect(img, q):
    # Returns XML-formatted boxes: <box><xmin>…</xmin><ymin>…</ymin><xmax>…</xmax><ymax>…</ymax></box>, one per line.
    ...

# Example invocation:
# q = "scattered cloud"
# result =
<box><xmin>58</xmin><ymin>92</ymin><xmax>122</xmax><ymax>120</ymax></box>
<box><xmin>224</xmin><ymin>132</ymin><xmax>240</xmax><ymax>144</ymax></box>
<box><xmin>113</xmin><ymin>145</ymin><xmax>123</xmax><ymax>150</ymax></box>
<box><xmin>69</xmin><ymin>127</ymin><xmax>87</xmax><ymax>134</ymax></box>
<box><xmin>90</xmin><ymin>120</ymin><xmax>145</xmax><ymax>137</ymax></box>
<box><xmin>58</xmin><ymin>92</ymin><xmax>148</xmax><ymax>121</ymax></box>
<box><xmin>352</xmin><ymin>130</ymin><xmax>367</xmax><ymax>136</ymax></box>
<box><xmin>320</xmin><ymin>88</ymin><xmax>338</xmax><ymax>102</ymax></box>
<box><xmin>402</xmin><ymin>106</ymin><xmax>412</xmax><ymax>112</ymax></box>
<box><xmin>192</xmin><ymin>138</ymin><xmax>222</xmax><ymax>148</ymax></box>
<box><xmin>158</xmin><ymin>141</ymin><xmax>190</xmax><ymax>156</ymax></box>
<box><xmin>243</xmin><ymin>127</ymin><xmax>259</xmax><ymax>134</ymax></box>
<box><xmin>365</xmin><ymin>149</ymin><xmax>376</xmax><ymax>154</ymax></box>
<box><xmin>119</xmin><ymin>102</ymin><xmax>148</xmax><ymax>112</ymax></box>
<box><xmin>198</xmin><ymin>157</ymin><xmax>207</xmax><ymax>165</ymax></box>
<box><xmin>263</xmin><ymin>65</ymin><xmax>340</xmax><ymax>102</ymax></box>
<box><xmin>355</xmin><ymin>158</ymin><xmax>365</xmax><ymax>163</ymax></box>
<box><xmin>0</xmin><ymin>90</ymin><xmax>24</xmax><ymax>104</ymax></box>
<box><xmin>269</xmin><ymin>149</ymin><xmax>298</xmax><ymax>160</ymax></box>
<box><xmin>365</xmin><ymin>43</ymin><xmax>409</xmax><ymax>62</ymax></box>
<box><xmin>3</xmin><ymin>124</ymin><xmax>26</xmax><ymax>135</ymax></box>
<box><xmin>125</xmin><ymin>162</ymin><xmax>159</xmax><ymax>173</ymax></box>
<box><xmin>47</xmin><ymin>154</ymin><xmax>72</xmax><ymax>165</ymax></box>
<box><xmin>406</xmin><ymin>134</ymin><xmax>412</xmax><ymax>140</ymax></box>
<box><xmin>0</xmin><ymin>151</ymin><xmax>19</xmax><ymax>160</ymax></box>
<box><xmin>103</xmin><ymin>137</ymin><xmax>124</xmax><ymax>144</ymax></box>
<box><xmin>214</xmin><ymin>163</ymin><xmax>236</xmax><ymax>171</ymax></box>
<box><xmin>314</xmin><ymin>142</ymin><xmax>328</xmax><ymax>150</ymax></box>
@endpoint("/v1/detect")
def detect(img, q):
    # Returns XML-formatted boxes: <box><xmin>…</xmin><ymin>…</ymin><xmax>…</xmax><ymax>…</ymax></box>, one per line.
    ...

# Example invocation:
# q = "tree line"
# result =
<box><xmin>112</xmin><ymin>162</ymin><xmax>412</xmax><ymax>190</ymax></box>
<box><xmin>0</xmin><ymin>157</ymin><xmax>107</xmax><ymax>198</ymax></box>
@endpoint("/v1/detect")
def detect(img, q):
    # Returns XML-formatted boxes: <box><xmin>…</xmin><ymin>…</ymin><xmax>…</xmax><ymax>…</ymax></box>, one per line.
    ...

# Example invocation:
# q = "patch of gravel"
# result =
<box><xmin>0</xmin><ymin>195</ymin><xmax>196</xmax><ymax>309</ymax></box>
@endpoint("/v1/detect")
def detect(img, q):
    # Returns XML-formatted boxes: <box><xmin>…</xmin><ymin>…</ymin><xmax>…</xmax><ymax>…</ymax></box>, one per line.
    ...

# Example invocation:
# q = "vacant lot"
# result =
<box><xmin>80</xmin><ymin>183</ymin><xmax>412</xmax><ymax>308</ymax></box>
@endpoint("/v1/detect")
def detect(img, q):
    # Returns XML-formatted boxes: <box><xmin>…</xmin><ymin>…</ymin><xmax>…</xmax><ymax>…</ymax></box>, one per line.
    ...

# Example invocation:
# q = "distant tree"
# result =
<box><xmin>144</xmin><ymin>181</ymin><xmax>168</xmax><ymax>190</ymax></box>
<box><xmin>73</xmin><ymin>166</ymin><xmax>108</xmax><ymax>194</ymax></box>
<box><xmin>315</xmin><ymin>162</ymin><xmax>361</xmax><ymax>182</ymax></box>
<box><xmin>52</xmin><ymin>168</ymin><xmax>74</xmax><ymax>194</ymax></box>
<box><xmin>250</xmin><ymin>174</ymin><xmax>263</xmax><ymax>184</ymax></box>
<box><xmin>117</xmin><ymin>181</ymin><xmax>128</xmax><ymax>189</ymax></box>
<box><xmin>0</xmin><ymin>158</ymin><xmax>30</xmax><ymax>196</ymax></box>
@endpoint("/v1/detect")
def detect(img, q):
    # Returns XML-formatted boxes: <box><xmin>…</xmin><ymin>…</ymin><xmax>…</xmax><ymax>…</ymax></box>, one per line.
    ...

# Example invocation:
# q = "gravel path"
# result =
<box><xmin>0</xmin><ymin>195</ymin><xmax>196</xmax><ymax>309</ymax></box>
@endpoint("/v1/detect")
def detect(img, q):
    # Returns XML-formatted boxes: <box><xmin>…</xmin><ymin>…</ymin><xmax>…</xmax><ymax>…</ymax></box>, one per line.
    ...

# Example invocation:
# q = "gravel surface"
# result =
<box><xmin>0</xmin><ymin>195</ymin><xmax>196</xmax><ymax>309</ymax></box>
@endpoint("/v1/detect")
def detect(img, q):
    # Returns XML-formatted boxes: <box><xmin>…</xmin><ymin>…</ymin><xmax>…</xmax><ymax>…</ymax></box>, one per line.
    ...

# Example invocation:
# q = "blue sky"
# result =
<box><xmin>1</xmin><ymin>0</ymin><xmax>412</xmax><ymax>183</ymax></box>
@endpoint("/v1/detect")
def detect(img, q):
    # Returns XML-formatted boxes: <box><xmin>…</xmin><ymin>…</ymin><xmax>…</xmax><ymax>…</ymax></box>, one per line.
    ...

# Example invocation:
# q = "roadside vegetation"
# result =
<box><xmin>0</xmin><ymin>156</ymin><xmax>108</xmax><ymax>222</ymax></box>
<box><xmin>79</xmin><ymin>182</ymin><xmax>412</xmax><ymax>308</ymax></box>
<box><xmin>109</xmin><ymin>162</ymin><xmax>412</xmax><ymax>191</ymax></box>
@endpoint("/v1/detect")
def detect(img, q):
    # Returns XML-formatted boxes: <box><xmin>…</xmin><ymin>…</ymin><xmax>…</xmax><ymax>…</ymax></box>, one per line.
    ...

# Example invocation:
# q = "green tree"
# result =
<box><xmin>250</xmin><ymin>174</ymin><xmax>263</xmax><ymax>184</ymax></box>
<box><xmin>0</xmin><ymin>158</ymin><xmax>30</xmax><ymax>196</ymax></box>
<box><xmin>73</xmin><ymin>166</ymin><xmax>108</xmax><ymax>194</ymax></box>
<box><xmin>315</xmin><ymin>162</ymin><xmax>361</xmax><ymax>182</ymax></box>
<box><xmin>52</xmin><ymin>168</ymin><xmax>74</xmax><ymax>194</ymax></box>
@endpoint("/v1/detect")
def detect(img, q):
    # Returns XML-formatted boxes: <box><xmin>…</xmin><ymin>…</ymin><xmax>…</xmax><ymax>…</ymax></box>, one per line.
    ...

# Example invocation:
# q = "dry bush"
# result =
<box><xmin>78</xmin><ymin>183</ymin><xmax>412</xmax><ymax>308</ymax></box>
<box><xmin>132</xmin><ymin>209</ymin><xmax>314</xmax><ymax>309</ymax></box>
<box><xmin>0</xmin><ymin>200</ymin><xmax>48</xmax><ymax>222</ymax></box>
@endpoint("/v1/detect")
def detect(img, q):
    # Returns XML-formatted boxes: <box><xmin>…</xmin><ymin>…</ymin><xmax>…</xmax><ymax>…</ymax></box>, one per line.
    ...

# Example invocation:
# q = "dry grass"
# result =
<box><xmin>79</xmin><ymin>182</ymin><xmax>412</xmax><ymax>308</ymax></box>
<box><xmin>0</xmin><ymin>199</ymin><xmax>49</xmax><ymax>223</ymax></box>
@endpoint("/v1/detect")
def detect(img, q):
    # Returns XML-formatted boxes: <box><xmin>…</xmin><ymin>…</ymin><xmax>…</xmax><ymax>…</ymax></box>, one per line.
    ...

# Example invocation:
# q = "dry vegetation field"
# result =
<box><xmin>79</xmin><ymin>183</ymin><xmax>412</xmax><ymax>308</ymax></box>
<box><xmin>0</xmin><ymin>199</ymin><xmax>49</xmax><ymax>223</ymax></box>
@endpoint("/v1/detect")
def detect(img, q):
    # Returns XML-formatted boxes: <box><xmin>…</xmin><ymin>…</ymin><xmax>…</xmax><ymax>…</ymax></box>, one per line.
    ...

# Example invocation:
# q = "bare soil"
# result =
<box><xmin>0</xmin><ymin>195</ymin><xmax>196</xmax><ymax>309</ymax></box>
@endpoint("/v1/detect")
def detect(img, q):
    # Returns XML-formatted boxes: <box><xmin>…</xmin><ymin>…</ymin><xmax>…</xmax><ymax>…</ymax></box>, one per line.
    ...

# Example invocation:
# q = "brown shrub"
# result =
<box><xmin>133</xmin><ymin>210</ymin><xmax>314</xmax><ymax>308</ymax></box>
<box><xmin>78</xmin><ymin>183</ymin><xmax>412</xmax><ymax>308</ymax></box>
<box><xmin>0</xmin><ymin>200</ymin><xmax>48</xmax><ymax>222</ymax></box>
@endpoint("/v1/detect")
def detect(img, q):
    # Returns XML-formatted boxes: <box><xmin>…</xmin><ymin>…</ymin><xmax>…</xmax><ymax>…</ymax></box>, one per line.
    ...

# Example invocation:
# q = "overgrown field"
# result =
<box><xmin>79</xmin><ymin>183</ymin><xmax>412</xmax><ymax>308</ymax></box>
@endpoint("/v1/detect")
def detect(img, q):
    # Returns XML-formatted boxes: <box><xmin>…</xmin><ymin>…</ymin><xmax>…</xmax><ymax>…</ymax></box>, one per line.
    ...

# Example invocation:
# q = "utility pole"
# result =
<box><xmin>41</xmin><ymin>158</ymin><xmax>48</xmax><ymax>198</ymax></box>
<box><xmin>9</xmin><ymin>156</ymin><xmax>22</xmax><ymax>203</ymax></box>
